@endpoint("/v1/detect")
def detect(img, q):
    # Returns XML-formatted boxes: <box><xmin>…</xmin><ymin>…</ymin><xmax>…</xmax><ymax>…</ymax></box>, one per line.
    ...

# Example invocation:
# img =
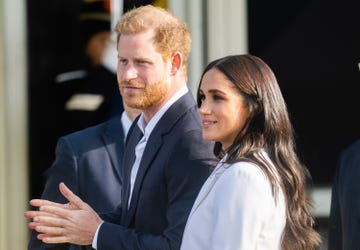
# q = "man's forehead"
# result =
<box><xmin>119</xmin><ymin>29</ymin><xmax>155</xmax><ymax>42</ymax></box>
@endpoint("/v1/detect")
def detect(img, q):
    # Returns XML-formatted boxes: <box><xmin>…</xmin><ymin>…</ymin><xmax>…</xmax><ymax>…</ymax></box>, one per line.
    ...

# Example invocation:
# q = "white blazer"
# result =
<box><xmin>180</xmin><ymin>152</ymin><xmax>286</xmax><ymax>250</ymax></box>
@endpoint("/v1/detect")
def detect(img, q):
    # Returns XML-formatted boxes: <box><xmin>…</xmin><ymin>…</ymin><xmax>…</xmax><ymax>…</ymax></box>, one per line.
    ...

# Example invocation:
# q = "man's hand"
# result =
<box><xmin>24</xmin><ymin>182</ymin><xmax>103</xmax><ymax>245</ymax></box>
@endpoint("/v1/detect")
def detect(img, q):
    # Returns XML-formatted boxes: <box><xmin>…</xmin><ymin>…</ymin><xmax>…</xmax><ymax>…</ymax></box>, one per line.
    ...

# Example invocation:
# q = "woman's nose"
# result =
<box><xmin>198</xmin><ymin>101</ymin><xmax>211</xmax><ymax>114</ymax></box>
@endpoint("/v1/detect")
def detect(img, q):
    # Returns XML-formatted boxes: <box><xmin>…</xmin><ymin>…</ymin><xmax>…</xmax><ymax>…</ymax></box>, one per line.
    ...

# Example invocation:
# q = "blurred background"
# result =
<box><xmin>0</xmin><ymin>0</ymin><xmax>359</xmax><ymax>249</ymax></box>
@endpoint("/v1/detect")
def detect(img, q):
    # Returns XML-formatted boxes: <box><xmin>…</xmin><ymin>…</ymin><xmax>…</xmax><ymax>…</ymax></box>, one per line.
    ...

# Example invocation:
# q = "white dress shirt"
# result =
<box><xmin>120</xmin><ymin>110</ymin><xmax>134</xmax><ymax>139</ymax></box>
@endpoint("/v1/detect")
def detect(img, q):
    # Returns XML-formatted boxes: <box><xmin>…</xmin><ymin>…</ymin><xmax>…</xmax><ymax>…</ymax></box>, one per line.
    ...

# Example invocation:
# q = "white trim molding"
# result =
<box><xmin>0</xmin><ymin>0</ymin><xmax>29</xmax><ymax>248</ymax></box>
<box><xmin>206</xmin><ymin>0</ymin><xmax>248</xmax><ymax>62</ymax></box>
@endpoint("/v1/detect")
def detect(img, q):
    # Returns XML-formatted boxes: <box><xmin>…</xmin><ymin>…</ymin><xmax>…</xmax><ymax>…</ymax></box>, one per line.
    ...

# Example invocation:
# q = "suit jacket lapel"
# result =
<box><xmin>122</xmin><ymin>123</ymin><xmax>142</xmax><ymax>223</ymax></box>
<box><xmin>125</xmin><ymin>91</ymin><xmax>196</xmax><ymax>225</ymax></box>
<box><xmin>126</xmin><ymin>133</ymin><xmax>163</xmax><ymax>223</ymax></box>
<box><xmin>102</xmin><ymin>116</ymin><xmax>125</xmax><ymax>185</ymax></box>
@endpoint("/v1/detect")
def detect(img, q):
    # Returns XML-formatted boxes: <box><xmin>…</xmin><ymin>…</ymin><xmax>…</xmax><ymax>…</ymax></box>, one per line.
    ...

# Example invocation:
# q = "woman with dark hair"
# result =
<box><xmin>180</xmin><ymin>54</ymin><xmax>321</xmax><ymax>249</ymax></box>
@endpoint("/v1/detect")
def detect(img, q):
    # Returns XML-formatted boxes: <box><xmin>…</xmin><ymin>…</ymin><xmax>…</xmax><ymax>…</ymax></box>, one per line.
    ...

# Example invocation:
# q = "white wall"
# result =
<box><xmin>168</xmin><ymin>0</ymin><xmax>205</xmax><ymax>94</ymax></box>
<box><xmin>169</xmin><ymin>0</ymin><xmax>248</xmax><ymax>94</ymax></box>
<box><xmin>206</xmin><ymin>0</ymin><xmax>248</xmax><ymax>61</ymax></box>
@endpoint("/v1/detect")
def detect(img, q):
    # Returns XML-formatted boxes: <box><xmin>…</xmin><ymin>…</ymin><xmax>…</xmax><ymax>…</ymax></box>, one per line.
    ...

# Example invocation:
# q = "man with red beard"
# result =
<box><xmin>25</xmin><ymin>5</ymin><xmax>215</xmax><ymax>250</ymax></box>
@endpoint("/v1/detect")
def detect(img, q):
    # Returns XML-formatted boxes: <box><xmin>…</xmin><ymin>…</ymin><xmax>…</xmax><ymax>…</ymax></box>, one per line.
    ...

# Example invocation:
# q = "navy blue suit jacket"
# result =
<box><xmin>28</xmin><ymin>116</ymin><xmax>126</xmax><ymax>250</ymax></box>
<box><xmin>328</xmin><ymin>139</ymin><xmax>360</xmax><ymax>250</ymax></box>
<box><xmin>97</xmin><ymin>91</ymin><xmax>215</xmax><ymax>250</ymax></box>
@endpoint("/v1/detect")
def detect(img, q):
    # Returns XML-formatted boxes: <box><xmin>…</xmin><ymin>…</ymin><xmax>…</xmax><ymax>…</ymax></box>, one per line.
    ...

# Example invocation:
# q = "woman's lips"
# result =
<box><xmin>202</xmin><ymin>120</ymin><xmax>216</xmax><ymax>128</ymax></box>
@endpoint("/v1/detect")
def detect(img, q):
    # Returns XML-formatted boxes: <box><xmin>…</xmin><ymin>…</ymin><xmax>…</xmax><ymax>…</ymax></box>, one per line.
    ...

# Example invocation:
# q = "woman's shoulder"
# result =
<box><xmin>221</xmin><ymin>160</ymin><xmax>268</xmax><ymax>184</ymax></box>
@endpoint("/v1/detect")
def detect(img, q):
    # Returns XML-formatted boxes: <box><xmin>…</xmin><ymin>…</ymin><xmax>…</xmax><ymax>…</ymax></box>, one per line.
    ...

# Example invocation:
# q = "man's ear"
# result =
<box><xmin>170</xmin><ymin>52</ymin><xmax>182</xmax><ymax>75</ymax></box>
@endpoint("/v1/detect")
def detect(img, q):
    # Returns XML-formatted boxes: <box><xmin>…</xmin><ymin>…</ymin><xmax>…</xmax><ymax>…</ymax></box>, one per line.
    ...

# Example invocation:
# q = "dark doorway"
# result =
<box><xmin>248</xmin><ymin>0</ymin><xmax>360</xmax><ymax>186</ymax></box>
<box><xmin>27</xmin><ymin>0</ymin><xmax>155</xmax><ymax>199</ymax></box>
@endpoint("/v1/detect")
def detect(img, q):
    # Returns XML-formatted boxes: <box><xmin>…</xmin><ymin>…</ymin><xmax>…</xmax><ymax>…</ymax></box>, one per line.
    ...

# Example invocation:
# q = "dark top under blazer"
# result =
<box><xmin>28</xmin><ymin>116</ymin><xmax>125</xmax><ymax>250</ymax></box>
<box><xmin>328</xmin><ymin>139</ymin><xmax>360</xmax><ymax>250</ymax></box>
<box><xmin>97</xmin><ymin>91</ymin><xmax>215</xmax><ymax>250</ymax></box>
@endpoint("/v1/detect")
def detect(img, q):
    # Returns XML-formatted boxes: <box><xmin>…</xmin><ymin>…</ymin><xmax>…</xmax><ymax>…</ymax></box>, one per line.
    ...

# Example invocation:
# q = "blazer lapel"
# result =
<box><xmin>125</xmin><ymin>91</ymin><xmax>197</xmax><ymax>225</ymax></box>
<box><xmin>125</xmin><ymin>133</ymin><xmax>163</xmax><ymax>223</ymax></box>
<box><xmin>102</xmin><ymin>116</ymin><xmax>125</xmax><ymax>185</ymax></box>
<box><xmin>122</xmin><ymin>124</ymin><xmax>143</xmax><ymax>223</ymax></box>
<box><xmin>189</xmin><ymin>162</ymin><xmax>228</xmax><ymax>217</ymax></box>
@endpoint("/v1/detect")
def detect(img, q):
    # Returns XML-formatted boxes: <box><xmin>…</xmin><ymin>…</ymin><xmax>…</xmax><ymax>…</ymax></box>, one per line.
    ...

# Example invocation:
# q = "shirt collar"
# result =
<box><xmin>120</xmin><ymin>111</ymin><xmax>133</xmax><ymax>137</ymax></box>
<box><xmin>137</xmin><ymin>84</ymin><xmax>188</xmax><ymax>140</ymax></box>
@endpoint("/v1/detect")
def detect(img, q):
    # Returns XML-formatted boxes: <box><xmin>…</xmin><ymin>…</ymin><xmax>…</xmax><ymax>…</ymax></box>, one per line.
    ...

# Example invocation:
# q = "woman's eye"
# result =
<box><xmin>213</xmin><ymin>94</ymin><xmax>223</xmax><ymax>100</ymax></box>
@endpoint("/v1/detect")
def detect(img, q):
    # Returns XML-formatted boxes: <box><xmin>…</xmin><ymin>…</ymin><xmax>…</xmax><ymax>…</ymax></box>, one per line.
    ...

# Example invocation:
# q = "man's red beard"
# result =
<box><xmin>119</xmin><ymin>79</ymin><xmax>167</xmax><ymax>110</ymax></box>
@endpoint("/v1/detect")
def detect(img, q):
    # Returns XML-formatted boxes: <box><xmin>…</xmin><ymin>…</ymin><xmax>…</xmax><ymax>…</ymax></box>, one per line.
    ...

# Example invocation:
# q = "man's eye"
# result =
<box><xmin>118</xmin><ymin>59</ymin><xmax>127</xmax><ymax>65</ymax></box>
<box><xmin>136</xmin><ymin>60</ymin><xmax>148</xmax><ymax>65</ymax></box>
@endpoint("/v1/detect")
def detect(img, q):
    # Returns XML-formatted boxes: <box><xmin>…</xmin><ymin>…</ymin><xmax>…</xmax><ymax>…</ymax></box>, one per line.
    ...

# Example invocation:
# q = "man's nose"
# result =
<box><xmin>121</xmin><ymin>63</ymin><xmax>137</xmax><ymax>81</ymax></box>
